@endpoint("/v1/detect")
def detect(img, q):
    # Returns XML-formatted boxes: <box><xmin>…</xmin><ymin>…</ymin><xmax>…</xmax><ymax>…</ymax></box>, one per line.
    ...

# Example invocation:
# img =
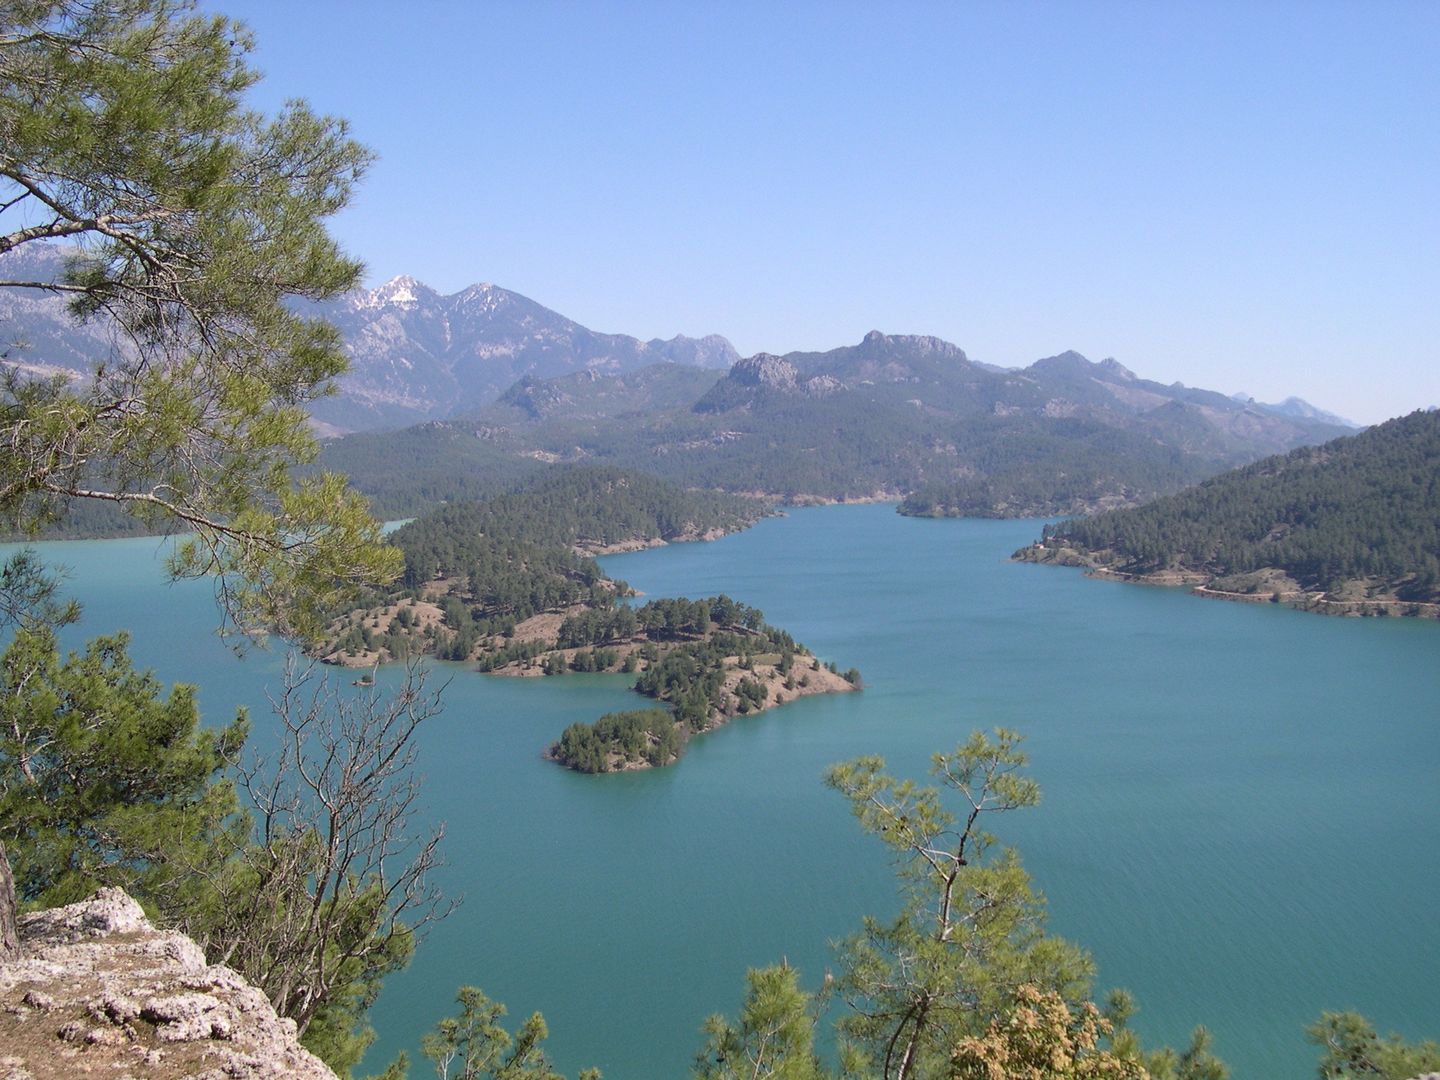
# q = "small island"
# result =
<box><xmin>542</xmin><ymin>598</ymin><xmax>859</xmax><ymax>772</ymax></box>
<box><xmin>1014</xmin><ymin>410</ymin><xmax>1440</xmax><ymax>618</ymax></box>
<box><xmin>318</xmin><ymin>465</ymin><xmax>860</xmax><ymax>769</ymax></box>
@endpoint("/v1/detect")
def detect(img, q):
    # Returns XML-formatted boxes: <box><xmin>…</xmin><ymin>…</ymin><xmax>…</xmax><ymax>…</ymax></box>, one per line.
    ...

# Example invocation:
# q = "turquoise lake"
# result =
<box><xmin>9</xmin><ymin>503</ymin><xmax>1438</xmax><ymax>1078</ymax></box>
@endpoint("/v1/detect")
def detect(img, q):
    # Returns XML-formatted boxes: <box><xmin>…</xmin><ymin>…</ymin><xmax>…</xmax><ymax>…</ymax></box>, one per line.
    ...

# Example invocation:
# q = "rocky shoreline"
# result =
<box><xmin>1015</xmin><ymin>542</ymin><xmax>1440</xmax><ymax>620</ymax></box>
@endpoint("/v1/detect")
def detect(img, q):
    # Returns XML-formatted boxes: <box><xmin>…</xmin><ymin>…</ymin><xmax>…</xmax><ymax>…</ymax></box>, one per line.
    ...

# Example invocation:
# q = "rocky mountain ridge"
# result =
<box><xmin>310</xmin><ymin>274</ymin><xmax>740</xmax><ymax>430</ymax></box>
<box><xmin>1230</xmin><ymin>391</ymin><xmax>1358</xmax><ymax>428</ymax></box>
<box><xmin>320</xmin><ymin>330</ymin><xmax>1356</xmax><ymax>520</ymax></box>
<box><xmin>2</xmin><ymin>244</ymin><xmax>1361</xmax><ymax>439</ymax></box>
<box><xmin>682</xmin><ymin>335</ymin><xmax>1347</xmax><ymax>459</ymax></box>
<box><xmin>0</xmin><ymin>244</ymin><xmax>741</xmax><ymax>432</ymax></box>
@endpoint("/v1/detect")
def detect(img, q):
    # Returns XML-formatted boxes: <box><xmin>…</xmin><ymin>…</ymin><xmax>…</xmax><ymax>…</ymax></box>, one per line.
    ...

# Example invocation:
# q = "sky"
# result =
<box><xmin>207</xmin><ymin>0</ymin><xmax>1439</xmax><ymax>424</ymax></box>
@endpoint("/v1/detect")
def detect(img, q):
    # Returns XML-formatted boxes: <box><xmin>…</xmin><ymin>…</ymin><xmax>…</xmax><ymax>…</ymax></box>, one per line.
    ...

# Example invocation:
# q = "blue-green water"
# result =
<box><xmin>8</xmin><ymin>505</ymin><xmax>1438</xmax><ymax>1078</ymax></box>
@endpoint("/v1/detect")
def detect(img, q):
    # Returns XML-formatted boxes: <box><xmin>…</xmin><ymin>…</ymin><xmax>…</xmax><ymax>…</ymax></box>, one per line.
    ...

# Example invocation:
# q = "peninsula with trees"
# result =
<box><xmin>317</xmin><ymin>466</ymin><xmax>859</xmax><ymax>770</ymax></box>
<box><xmin>1015</xmin><ymin>409</ymin><xmax>1440</xmax><ymax>617</ymax></box>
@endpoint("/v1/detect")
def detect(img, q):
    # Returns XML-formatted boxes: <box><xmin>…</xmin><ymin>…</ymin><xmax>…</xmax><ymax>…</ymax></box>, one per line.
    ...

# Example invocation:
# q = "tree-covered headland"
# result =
<box><xmin>1016</xmin><ymin>410</ymin><xmax>1440</xmax><ymax>616</ymax></box>
<box><xmin>317</xmin><ymin>467</ymin><xmax>860</xmax><ymax>771</ymax></box>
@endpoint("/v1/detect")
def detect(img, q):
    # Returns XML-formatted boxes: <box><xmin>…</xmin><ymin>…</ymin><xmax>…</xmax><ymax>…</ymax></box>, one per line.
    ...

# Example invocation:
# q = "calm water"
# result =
<box><xmin>8</xmin><ymin>504</ymin><xmax>1438</xmax><ymax>1079</ymax></box>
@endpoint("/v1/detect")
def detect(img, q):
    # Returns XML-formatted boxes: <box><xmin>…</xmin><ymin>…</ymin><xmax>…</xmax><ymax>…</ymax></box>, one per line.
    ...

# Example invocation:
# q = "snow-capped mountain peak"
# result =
<box><xmin>351</xmin><ymin>275</ymin><xmax>433</xmax><ymax>311</ymax></box>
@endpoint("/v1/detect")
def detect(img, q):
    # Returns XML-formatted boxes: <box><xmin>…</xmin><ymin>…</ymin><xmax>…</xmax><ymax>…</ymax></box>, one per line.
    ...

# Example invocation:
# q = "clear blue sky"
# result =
<box><xmin>210</xmin><ymin>0</ymin><xmax>1438</xmax><ymax>424</ymax></box>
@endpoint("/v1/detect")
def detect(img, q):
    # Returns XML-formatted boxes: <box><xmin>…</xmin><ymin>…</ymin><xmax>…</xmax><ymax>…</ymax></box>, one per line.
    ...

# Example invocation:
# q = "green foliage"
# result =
<box><xmin>0</xmin><ymin>547</ymin><xmax>78</xmax><ymax>630</ymax></box>
<box><xmin>898</xmin><ymin>422</ymin><xmax>1209</xmax><ymax>519</ymax></box>
<box><xmin>1139</xmin><ymin>1027</ymin><xmax>1228</xmax><ymax>1080</ymax></box>
<box><xmin>1095</xmin><ymin>993</ymin><xmax>1227</xmax><ymax>1080</ymax></box>
<box><xmin>630</xmin><ymin>598</ymin><xmax>794</xmax><ymax>713</ymax></box>
<box><xmin>692</xmin><ymin>732</ymin><xmax>1230</xmax><ymax>1080</ymax></box>
<box><xmin>367</xmin><ymin>469</ymin><xmax>763</xmax><ymax>663</ymax></box>
<box><xmin>317</xmin><ymin>426</ymin><xmax>546</xmax><ymax>520</ymax></box>
<box><xmin>546</xmin><ymin>596</ymin><xmax>828</xmax><ymax>771</ymax></box>
<box><xmin>420</xmin><ymin>986</ymin><xmax>599</xmax><ymax>1080</ymax></box>
<box><xmin>823</xmin><ymin>731</ymin><xmax>1094</xmax><ymax>1079</ymax></box>
<box><xmin>695</xmin><ymin>965</ymin><xmax>825</xmax><ymax>1080</ymax></box>
<box><xmin>0</xmin><ymin>552</ymin><xmax>444</xmax><ymax>1076</ymax></box>
<box><xmin>1307</xmin><ymin>1011</ymin><xmax>1440</xmax><ymax>1080</ymax></box>
<box><xmin>393</xmin><ymin>466</ymin><xmax>764</xmax><ymax>571</ymax></box>
<box><xmin>557</xmin><ymin>605</ymin><xmax>639</xmax><ymax>648</ymax></box>
<box><xmin>0</xmin><ymin>624</ymin><xmax>246</xmax><ymax>911</ymax></box>
<box><xmin>1032</xmin><ymin>410</ymin><xmax>1440</xmax><ymax>601</ymax></box>
<box><xmin>0</xmin><ymin>0</ymin><xmax>401</xmax><ymax>639</ymax></box>
<box><xmin>550</xmin><ymin>710</ymin><xmax>680</xmax><ymax>773</ymax></box>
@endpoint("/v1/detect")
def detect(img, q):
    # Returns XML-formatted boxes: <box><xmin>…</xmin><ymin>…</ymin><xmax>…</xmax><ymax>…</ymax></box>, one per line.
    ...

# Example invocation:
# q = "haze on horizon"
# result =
<box><xmin>207</xmin><ymin>0</ymin><xmax>1438</xmax><ymax>426</ymax></box>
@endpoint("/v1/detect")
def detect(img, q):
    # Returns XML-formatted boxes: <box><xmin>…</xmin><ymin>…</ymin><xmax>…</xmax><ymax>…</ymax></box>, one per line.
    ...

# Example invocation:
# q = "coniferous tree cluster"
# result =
<box><xmin>550</xmin><ymin>710</ymin><xmax>681</xmax><ymax>773</ymax></box>
<box><xmin>394</xmin><ymin>465</ymin><xmax>765</xmax><ymax>565</ymax></box>
<box><xmin>896</xmin><ymin>422</ymin><xmax>1208</xmax><ymax>518</ymax></box>
<box><xmin>543</xmin><ymin>595</ymin><xmax>815</xmax><ymax>771</ymax></box>
<box><xmin>330</xmin><ymin>468</ymin><xmax>771</xmax><ymax>667</ymax></box>
<box><xmin>1026</xmin><ymin>411</ymin><xmax>1440</xmax><ymax>603</ymax></box>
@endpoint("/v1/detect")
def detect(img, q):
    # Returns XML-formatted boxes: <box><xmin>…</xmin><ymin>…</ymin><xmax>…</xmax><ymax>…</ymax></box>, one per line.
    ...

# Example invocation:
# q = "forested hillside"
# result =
<box><xmin>395</xmin><ymin>465</ymin><xmax>766</xmax><ymax>566</ymax></box>
<box><xmin>312</xmin><ymin>424</ymin><xmax>546</xmax><ymax>519</ymax></box>
<box><xmin>327</xmin><ymin>466</ymin><xmax>767</xmax><ymax>658</ymax></box>
<box><xmin>1016</xmin><ymin>409</ymin><xmax>1440</xmax><ymax>612</ymax></box>
<box><xmin>321</xmin><ymin>337</ymin><xmax>1349</xmax><ymax>518</ymax></box>
<box><xmin>318</xmin><ymin>468</ymin><xmax>853</xmax><ymax>768</ymax></box>
<box><xmin>896</xmin><ymin>421</ymin><xmax>1208</xmax><ymax>518</ymax></box>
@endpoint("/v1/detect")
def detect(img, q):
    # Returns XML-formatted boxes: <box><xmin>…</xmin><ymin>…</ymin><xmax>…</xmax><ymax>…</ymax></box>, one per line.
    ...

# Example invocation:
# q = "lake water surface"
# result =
<box><xmin>10</xmin><ymin>504</ymin><xmax>1438</xmax><ymax>1078</ymax></box>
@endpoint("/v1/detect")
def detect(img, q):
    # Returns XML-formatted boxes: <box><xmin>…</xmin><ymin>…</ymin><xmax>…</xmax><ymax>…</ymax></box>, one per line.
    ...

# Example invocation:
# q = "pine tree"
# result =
<box><xmin>0</xmin><ymin>624</ymin><xmax>246</xmax><ymax>910</ymax></box>
<box><xmin>1</xmin><ymin>0</ymin><xmax>401</xmax><ymax>639</ymax></box>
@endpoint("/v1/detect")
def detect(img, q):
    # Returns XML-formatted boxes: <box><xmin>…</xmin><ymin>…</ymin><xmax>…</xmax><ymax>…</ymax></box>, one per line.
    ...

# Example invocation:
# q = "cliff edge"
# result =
<box><xmin>0</xmin><ymin>887</ymin><xmax>337</xmax><ymax>1080</ymax></box>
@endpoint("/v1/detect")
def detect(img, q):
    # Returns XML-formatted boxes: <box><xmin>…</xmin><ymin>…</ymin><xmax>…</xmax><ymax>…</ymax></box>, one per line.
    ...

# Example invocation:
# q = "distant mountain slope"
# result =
<box><xmin>496</xmin><ymin>363</ymin><xmax>719</xmax><ymax>421</ymax></box>
<box><xmin>309</xmin><ymin>277</ymin><xmax>739</xmax><ymax>430</ymax></box>
<box><xmin>324</xmin><ymin>333</ymin><xmax>1352</xmax><ymax>517</ymax></box>
<box><xmin>0</xmin><ymin>244</ymin><xmax>739</xmax><ymax>432</ymax></box>
<box><xmin>1231</xmin><ymin>392</ymin><xmax>1359</xmax><ymax>429</ymax></box>
<box><xmin>6</xmin><ymin>244</ymin><xmax>1363</xmax><ymax>524</ymax></box>
<box><xmin>1015</xmin><ymin>409</ymin><xmax>1440</xmax><ymax>613</ymax></box>
<box><xmin>0</xmin><ymin>243</ymin><xmax>117</xmax><ymax>381</ymax></box>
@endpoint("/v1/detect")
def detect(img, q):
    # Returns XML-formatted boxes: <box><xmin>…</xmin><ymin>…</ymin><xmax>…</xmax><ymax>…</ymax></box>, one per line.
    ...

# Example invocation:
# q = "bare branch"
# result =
<box><xmin>189</xmin><ymin>656</ymin><xmax>456</xmax><ymax>1034</ymax></box>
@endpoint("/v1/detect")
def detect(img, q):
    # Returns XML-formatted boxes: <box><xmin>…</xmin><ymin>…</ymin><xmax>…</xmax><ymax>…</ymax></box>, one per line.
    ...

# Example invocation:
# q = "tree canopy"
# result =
<box><xmin>0</xmin><ymin>3</ymin><xmax>422</xmax><ymax>1072</ymax></box>
<box><xmin>0</xmin><ymin>0</ymin><xmax>399</xmax><ymax>638</ymax></box>
<box><xmin>1026</xmin><ymin>410</ymin><xmax>1440</xmax><ymax>604</ymax></box>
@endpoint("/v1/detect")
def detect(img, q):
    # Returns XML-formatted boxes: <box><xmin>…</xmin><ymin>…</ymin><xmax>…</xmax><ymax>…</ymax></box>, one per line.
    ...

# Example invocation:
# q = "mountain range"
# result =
<box><xmin>307</xmin><ymin>276</ymin><xmax>739</xmax><ymax>431</ymax></box>
<box><xmin>0</xmin><ymin>244</ymin><xmax>740</xmax><ymax>432</ymax></box>
<box><xmin>2</xmin><ymin>245</ymin><xmax>1366</xmax><ymax>520</ymax></box>
<box><xmin>320</xmin><ymin>330</ymin><xmax>1355</xmax><ymax>519</ymax></box>
<box><xmin>3</xmin><ymin>243</ymin><xmax>1356</xmax><ymax>433</ymax></box>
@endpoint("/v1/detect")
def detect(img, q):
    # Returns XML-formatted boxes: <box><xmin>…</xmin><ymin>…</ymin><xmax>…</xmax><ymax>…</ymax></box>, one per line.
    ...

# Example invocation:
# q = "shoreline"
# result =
<box><xmin>1014</xmin><ymin>543</ymin><xmax>1440</xmax><ymax>620</ymax></box>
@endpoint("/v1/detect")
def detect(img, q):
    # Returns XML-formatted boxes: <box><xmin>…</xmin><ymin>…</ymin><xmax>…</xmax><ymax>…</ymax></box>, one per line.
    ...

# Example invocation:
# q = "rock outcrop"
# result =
<box><xmin>0</xmin><ymin>888</ymin><xmax>337</xmax><ymax>1080</ymax></box>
